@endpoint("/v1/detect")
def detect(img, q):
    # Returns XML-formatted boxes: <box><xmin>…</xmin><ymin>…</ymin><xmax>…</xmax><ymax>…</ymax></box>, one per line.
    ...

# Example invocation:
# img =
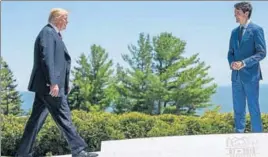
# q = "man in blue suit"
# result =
<box><xmin>16</xmin><ymin>8</ymin><xmax>98</xmax><ymax>157</ymax></box>
<box><xmin>228</xmin><ymin>2</ymin><xmax>266</xmax><ymax>133</ymax></box>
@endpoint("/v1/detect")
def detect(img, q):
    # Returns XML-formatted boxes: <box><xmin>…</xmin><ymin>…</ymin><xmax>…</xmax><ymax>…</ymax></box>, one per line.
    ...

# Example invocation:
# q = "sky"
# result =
<box><xmin>2</xmin><ymin>1</ymin><xmax>268</xmax><ymax>91</ymax></box>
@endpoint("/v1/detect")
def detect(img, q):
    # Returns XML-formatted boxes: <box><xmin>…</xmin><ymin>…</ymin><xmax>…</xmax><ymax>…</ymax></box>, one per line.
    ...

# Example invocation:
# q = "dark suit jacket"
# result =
<box><xmin>28</xmin><ymin>24</ymin><xmax>71</xmax><ymax>94</ymax></box>
<box><xmin>228</xmin><ymin>22</ymin><xmax>266</xmax><ymax>83</ymax></box>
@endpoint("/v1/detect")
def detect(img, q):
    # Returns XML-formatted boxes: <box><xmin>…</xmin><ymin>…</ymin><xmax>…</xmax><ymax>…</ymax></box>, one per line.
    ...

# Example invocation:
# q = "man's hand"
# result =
<box><xmin>231</xmin><ymin>61</ymin><xmax>245</xmax><ymax>70</ymax></box>
<box><xmin>231</xmin><ymin>62</ymin><xmax>238</xmax><ymax>70</ymax></box>
<box><xmin>50</xmin><ymin>84</ymin><xmax>59</xmax><ymax>97</ymax></box>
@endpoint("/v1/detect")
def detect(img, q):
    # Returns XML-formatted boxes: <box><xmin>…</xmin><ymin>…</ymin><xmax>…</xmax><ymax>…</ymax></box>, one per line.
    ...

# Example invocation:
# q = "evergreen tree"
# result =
<box><xmin>153</xmin><ymin>32</ymin><xmax>216</xmax><ymax>115</ymax></box>
<box><xmin>68</xmin><ymin>44</ymin><xmax>114</xmax><ymax>112</ymax></box>
<box><xmin>114</xmin><ymin>33</ymin><xmax>163</xmax><ymax>114</ymax></box>
<box><xmin>0</xmin><ymin>57</ymin><xmax>23</xmax><ymax>115</ymax></box>
<box><xmin>114</xmin><ymin>32</ymin><xmax>217</xmax><ymax>115</ymax></box>
<box><xmin>114</xmin><ymin>33</ymin><xmax>153</xmax><ymax>113</ymax></box>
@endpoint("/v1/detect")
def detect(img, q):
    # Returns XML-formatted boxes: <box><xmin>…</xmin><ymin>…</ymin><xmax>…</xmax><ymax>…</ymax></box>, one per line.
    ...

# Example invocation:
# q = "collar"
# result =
<box><xmin>49</xmin><ymin>23</ymin><xmax>60</xmax><ymax>33</ymax></box>
<box><xmin>240</xmin><ymin>19</ymin><xmax>251</xmax><ymax>29</ymax></box>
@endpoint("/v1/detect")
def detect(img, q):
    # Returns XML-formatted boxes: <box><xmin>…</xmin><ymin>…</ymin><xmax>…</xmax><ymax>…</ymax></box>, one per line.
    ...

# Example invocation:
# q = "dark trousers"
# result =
<box><xmin>232</xmin><ymin>76</ymin><xmax>263</xmax><ymax>133</ymax></box>
<box><xmin>16</xmin><ymin>89</ymin><xmax>87</xmax><ymax>157</ymax></box>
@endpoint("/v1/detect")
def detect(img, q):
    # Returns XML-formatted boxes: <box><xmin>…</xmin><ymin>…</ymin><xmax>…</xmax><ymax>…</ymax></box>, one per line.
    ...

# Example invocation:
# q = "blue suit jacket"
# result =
<box><xmin>228</xmin><ymin>22</ymin><xmax>266</xmax><ymax>83</ymax></box>
<box><xmin>28</xmin><ymin>24</ymin><xmax>71</xmax><ymax>94</ymax></box>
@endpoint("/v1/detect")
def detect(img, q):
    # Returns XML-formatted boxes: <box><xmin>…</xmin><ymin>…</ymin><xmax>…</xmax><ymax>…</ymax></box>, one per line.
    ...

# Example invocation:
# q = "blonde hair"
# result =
<box><xmin>48</xmin><ymin>8</ymin><xmax>68</xmax><ymax>23</ymax></box>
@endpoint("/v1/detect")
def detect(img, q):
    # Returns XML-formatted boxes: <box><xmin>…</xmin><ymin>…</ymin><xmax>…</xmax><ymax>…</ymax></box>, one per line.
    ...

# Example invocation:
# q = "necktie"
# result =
<box><xmin>58</xmin><ymin>32</ymin><xmax>62</xmax><ymax>39</ymax></box>
<box><xmin>239</xmin><ymin>26</ymin><xmax>244</xmax><ymax>43</ymax></box>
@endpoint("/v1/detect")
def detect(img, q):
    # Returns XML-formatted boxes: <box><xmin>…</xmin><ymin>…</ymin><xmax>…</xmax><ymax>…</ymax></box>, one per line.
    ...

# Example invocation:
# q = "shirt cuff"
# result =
<box><xmin>242</xmin><ymin>60</ymin><xmax>246</xmax><ymax>67</ymax></box>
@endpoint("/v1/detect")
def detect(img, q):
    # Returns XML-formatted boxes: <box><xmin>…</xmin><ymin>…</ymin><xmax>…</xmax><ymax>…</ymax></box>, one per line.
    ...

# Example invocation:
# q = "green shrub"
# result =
<box><xmin>1</xmin><ymin>110</ymin><xmax>267</xmax><ymax>156</ymax></box>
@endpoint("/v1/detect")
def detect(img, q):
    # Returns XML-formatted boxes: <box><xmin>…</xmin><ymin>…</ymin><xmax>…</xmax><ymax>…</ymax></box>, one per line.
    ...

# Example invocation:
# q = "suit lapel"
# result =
<box><xmin>62</xmin><ymin>42</ymin><xmax>71</xmax><ymax>62</ymax></box>
<box><xmin>234</xmin><ymin>27</ymin><xmax>240</xmax><ymax>48</ymax></box>
<box><xmin>239</xmin><ymin>22</ymin><xmax>253</xmax><ymax>48</ymax></box>
<box><xmin>46</xmin><ymin>24</ymin><xmax>71</xmax><ymax>61</ymax></box>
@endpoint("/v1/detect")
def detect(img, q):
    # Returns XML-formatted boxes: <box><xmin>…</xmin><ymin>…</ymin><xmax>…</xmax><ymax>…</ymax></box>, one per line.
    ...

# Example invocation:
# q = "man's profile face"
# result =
<box><xmin>56</xmin><ymin>14</ymin><xmax>68</xmax><ymax>31</ymax></box>
<box><xmin>62</xmin><ymin>15</ymin><xmax>68</xmax><ymax>30</ymax></box>
<box><xmin>234</xmin><ymin>8</ymin><xmax>248</xmax><ymax>24</ymax></box>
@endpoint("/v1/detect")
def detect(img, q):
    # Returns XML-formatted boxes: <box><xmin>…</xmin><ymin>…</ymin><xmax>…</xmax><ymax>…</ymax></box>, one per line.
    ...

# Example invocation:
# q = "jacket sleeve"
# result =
<box><xmin>40</xmin><ymin>31</ymin><xmax>60</xmax><ymax>85</ymax></box>
<box><xmin>243</xmin><ymin>27</ymin><xmax>266</xmax><ymax>68</ymax></box>
<box><xmin>227</xmin><ymin>31</ymin><xmax>235</xmax><ymax>70</ymax></box>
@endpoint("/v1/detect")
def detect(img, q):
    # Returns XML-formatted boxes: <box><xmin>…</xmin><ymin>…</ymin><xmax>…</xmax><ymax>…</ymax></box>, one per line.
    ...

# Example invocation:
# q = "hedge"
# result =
<box><xmin>1</xmin><ymin>110</ymin><xmax>268</xmax><ymax>156</ymax></box>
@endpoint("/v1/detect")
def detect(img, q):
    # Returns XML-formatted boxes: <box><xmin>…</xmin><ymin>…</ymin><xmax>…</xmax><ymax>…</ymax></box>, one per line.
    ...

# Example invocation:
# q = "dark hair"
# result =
<box><xmin>234</xmin><ymin>2</ymin><xmax>253</xmax><ymax>18</ymax></box>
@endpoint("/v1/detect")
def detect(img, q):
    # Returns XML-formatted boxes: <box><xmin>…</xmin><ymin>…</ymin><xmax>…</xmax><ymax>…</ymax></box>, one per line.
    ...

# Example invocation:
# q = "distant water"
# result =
<box><xmin>20</xmin><ymin>91</ymin><xmax>35</xmax><ymax>112</ymax></box>
<box><xmin>198</xmin><ymin>85</ymin><xmax>268</xmax><ymax>114</ymax></box>
<box><xmin>20</xmin><ymin>85</ymin><xmax>268</xmax><ymax>114</ymax></box>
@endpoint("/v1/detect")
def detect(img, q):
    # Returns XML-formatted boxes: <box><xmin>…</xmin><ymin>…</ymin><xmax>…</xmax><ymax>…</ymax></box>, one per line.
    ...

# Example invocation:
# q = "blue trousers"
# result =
<box><xmin>232</xmin><ymin>78</ymin><xmax>263</xmax><ymax>133</ymax></box>
<box><xmin>16</xmin><ymin>89</ymin><xmax>87</xmax><ymax>157</ymax></box>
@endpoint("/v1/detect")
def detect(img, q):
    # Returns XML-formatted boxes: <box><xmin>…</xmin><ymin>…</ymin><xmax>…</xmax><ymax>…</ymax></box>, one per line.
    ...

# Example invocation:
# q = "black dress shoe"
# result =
<box><xmin>73</xmin><ymin>150</ymin><xmax>99</xmax><ymax>157</ymax></box>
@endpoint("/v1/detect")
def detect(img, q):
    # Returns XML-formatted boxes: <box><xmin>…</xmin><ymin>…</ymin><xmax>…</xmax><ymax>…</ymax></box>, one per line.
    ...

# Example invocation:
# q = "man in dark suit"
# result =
<box><xmin>228</xmin><ymin>2</ymin><xmax>266</xmax><ymax>133</ymax></box>
<box><xmin>16</xmin><ymin>8</ymin><xmax>98</xmax><ymax>157</ymax></box>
